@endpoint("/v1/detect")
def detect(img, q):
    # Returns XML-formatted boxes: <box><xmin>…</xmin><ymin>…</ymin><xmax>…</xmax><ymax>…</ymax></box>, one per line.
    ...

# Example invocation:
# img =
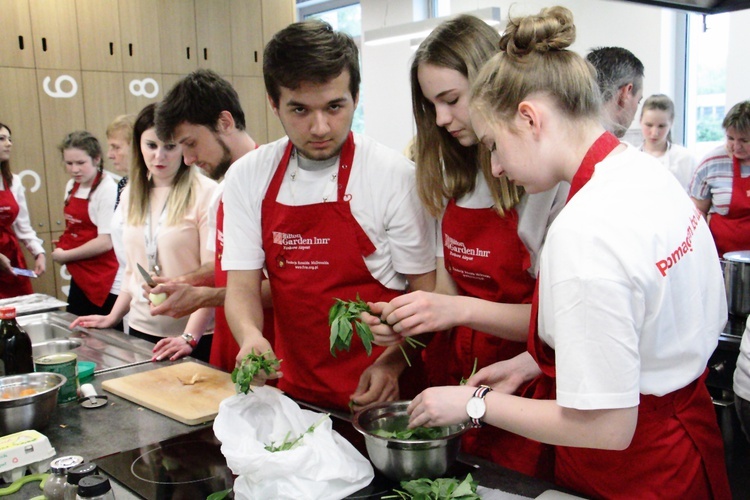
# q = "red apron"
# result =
<box><xmin>261</xmin><ymin>133</ymin><xmax>403</xmax><ymax>410</ymax></box>
<box><xmin>0</xmin><ymin>179</ymin><xmax>33</xmax><ymax>298</ymax></box>
<box><xmin>209</xmin><ymin>197</ymin><xmax>276</xmax><ymax>373</ymax></box>
<box><xmin>528</xmin><ymin>132</ymin><xmax>731</xmax><ymax>499</ymax></box>
<box><xmin>708</xmin><ymin>155</ymin><xmax>750</xmax><ymax>256</ymax></box>
<box><xmin>427</xmin><ymin>200</ymin><xmax>549</xmax><ymax>476</ymax></box>
<box><xmin>56</xmin><ymin>180</ymin><xmax>118</xmax><ymax>307</ymax></box>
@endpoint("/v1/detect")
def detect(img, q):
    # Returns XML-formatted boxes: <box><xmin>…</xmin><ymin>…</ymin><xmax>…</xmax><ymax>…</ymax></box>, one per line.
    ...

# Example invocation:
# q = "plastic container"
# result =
<box><xmin>0</xmin><ymin>429</ymin><xmax>56</xmax><ymax>483</ymax></box>
<box><xmin>76</xmin><ymin>474</ymin><xmax>115</xmax><ymax>499</ymax></box>
<box><xmin>77</xmin><ymin>362</ymin><xmax>96</xmax><ymax>384</ymax></box>
<box><xmin>64</xmin><ymin>462</ymin><xmax>98</xmax><ymax>500</ymax></box>
<box><xmin>43</xmin><ymin>455</ymin><xmax>84</xmax><ymax>500</ymax></box>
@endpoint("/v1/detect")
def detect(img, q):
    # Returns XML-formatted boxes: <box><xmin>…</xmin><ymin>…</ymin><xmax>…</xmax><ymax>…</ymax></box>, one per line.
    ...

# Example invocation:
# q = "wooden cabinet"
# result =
<box><xmin>0</xmin><ymin>68</ymin><xmax>49</xmax><ymax>233</ymax></box>
<box><xmin>76</xmin><ymin>0</ymin><xmax>123</xmax><ymax>72</ymax></box>
<box><xmin>118</xmin><ymin>0</ymin><xmax>162</xmax><ymax>73</ymax></box>
<box><xmin>123</xmin><ymin>73</ymin><xmax>164</xmax><ymax>115</ymax></box>
<box><xmin>28</xmin><ymin>0</ymin><xmax>81</xmax><ymax>70</ymax></box>
<box><xmin>196</xmin><ymin>0</ymin><xmax>232</xmax><ymax>75</ymax></box>
<box><xmin>35</xmin><ymin>69</ymin><xmax>86</xmax><ymax>230</ymax></box>
<box><xmin>0</xmin><ymin>0</ymin><xmax>35</xmax><ymax>68</ymax></box>
<box><xmin>158</xmin><ymin>0</ymin><xmax>197</xmax><ymax>75</ymax></box>
<box><xmin>81</xmin><ymin>71</ymin><xmax>127</xmax><ymax>164</ymax></box>
<box><xmin>230</xmin><ymin>0</ymin><xmax>263</xmax><ymax>77</ymax></box>
<box><xmin>233</xmin><ymin>76</ymin><xmax>269</xmax><ymax>145</ymax></box>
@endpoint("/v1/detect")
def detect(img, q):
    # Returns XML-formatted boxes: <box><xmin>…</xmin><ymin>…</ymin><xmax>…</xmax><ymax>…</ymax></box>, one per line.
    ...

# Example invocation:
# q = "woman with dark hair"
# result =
<box><xmin>53</xmin><ymin>131</ymin><xmax>118</xmax><ymax>319</ymax></box>
<box><xmin>0</xmin><ymin>122</ymin><xmax>46</xmax><ymax>297</ymax></box>
<box><xmin>71</xmin><ymin>104</ymin><xmax>217</xmax><ymax>362</ymax></box>
<box><xmin>406</xmin><ymin>6</ymin><xmax>730</xmax><ymax>498</ymax></box>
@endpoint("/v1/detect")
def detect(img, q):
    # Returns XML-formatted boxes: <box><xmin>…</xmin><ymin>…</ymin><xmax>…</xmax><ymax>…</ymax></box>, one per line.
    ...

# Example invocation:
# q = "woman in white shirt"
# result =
<box><xmin>0</xmin><ymin>122</ymin><xmax>45</xmax><ymax>297</ymax></box>
<box><xmin>639</xmin><ymin>94</ymin><xmax>697</xmax><ymax>191</ymax></box>
<box><xmin>71</xmin><ymin>103</ymin><xmax>217</xmax><ymax>362</ymax></box>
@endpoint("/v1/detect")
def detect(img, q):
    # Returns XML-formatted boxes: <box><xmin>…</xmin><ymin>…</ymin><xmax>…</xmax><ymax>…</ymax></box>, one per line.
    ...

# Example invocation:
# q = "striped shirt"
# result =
<box><xmin>689</xmin><ymin>145</ymin><xmax>750</xmax><ymax>216</ymax></box>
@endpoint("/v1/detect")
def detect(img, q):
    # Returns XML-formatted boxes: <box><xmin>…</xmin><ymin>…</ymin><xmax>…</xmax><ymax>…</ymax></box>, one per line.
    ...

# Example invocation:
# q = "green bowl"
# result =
<box><xmin>78</xmin><ymin>362</ymin><xmax>95</xmax><ymax>383</ymax></box>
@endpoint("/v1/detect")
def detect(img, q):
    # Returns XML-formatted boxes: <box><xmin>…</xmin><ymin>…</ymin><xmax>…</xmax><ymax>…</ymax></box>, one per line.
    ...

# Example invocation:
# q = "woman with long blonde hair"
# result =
<box><xmin>72</xmin><ymin>103</ymin><xmax>217</xmax><ymax>362</ymax></box>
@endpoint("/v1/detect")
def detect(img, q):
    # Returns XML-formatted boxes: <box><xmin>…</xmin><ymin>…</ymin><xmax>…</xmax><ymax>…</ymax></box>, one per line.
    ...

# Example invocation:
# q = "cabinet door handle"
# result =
<box><xmin>186</xmin><ymin>47</ymin><xmax>190</xmax><ymax>60</ymax></box>
<box><xmin>110</xmin><ymin>42</ymin><xmax>114</xmax><ymax>56</ymax></box>
<box><xmin>18</xmin><ymin>35</ymin><xmax>24</xmax><ymax>50</ymax></box>
<box><xmin>42</xmin><ymin>37</ymin><xmax>47</xmax><ymax>52</ymax></box>
<box><xmin>254</xmin><ymin>51</ymin><xmax>258</xmax><ymax>63</ymax></box>
<box><xmin>129</xmin><ymin>43</ymin><xmax>133</xmax><ymax>57</ymax></box>
<box><xmin>203</xmin><ymin>48</ymin><xmax>208</xmax><ymax>60</ymax></box>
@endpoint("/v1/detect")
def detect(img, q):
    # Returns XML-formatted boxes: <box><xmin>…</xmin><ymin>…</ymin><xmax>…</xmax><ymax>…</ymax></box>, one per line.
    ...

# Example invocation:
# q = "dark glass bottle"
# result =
<box><xmin>0</xmin><ymin>306</ymin><xmax>34</xmax><ymax>375</ymax></box>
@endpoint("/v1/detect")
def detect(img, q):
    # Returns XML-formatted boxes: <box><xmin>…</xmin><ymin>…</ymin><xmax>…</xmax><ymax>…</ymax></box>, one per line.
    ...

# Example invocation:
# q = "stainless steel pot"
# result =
<box><xmin>722</xmin><ymin>251</ymin><xmax>750</xmax><ymax>317</ymax></box>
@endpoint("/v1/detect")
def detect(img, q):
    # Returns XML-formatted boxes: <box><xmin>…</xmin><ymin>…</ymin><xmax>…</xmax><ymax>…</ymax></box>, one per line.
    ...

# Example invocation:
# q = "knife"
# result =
<box><xmin>136</xmin><ymin>263</ymin><xmax>157</xmax><ymax>287</ymax></box>
<box><xmin>11</xmin><ymin>267</ymin><xmax>37</xmax><ymax>278</ymax></box>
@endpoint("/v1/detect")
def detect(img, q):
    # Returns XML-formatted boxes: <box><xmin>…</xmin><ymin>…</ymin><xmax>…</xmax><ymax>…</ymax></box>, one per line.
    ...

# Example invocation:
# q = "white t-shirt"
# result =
<box><xmin>436</xmin><ymin>173</ymin><xmax>569</xmax><ymax>276</ymax></box>
<box><xmin>110</xmin><ymin>201</ymin><xmax>125</xmax><ymax>294</ymax></box>
<box><xmin>1</xmin><ymin>174</ymin><xmax>44</xmax><ymax>256</ymax></box>
<box><xmin>64</xmin><ymin>173</ymin><xmax>117</xmax><ymax>236</ymax></box>
<box><xmin>538</xmin><ymin>146</ymin><xmax>726</xmax><ymax>410</ymax></box>
<box><xmin>222</xmin><ymin>134</ymin><xmax>436</xmax><ymax>290</ymax></box>
<box><xmin>734</xmin><ymin>317</ymin><xmax>750</xmax><ymax>401</ymax></box>
<box><xmin>639</xmin><ymin>142</ymin><xmax>697</xmax><ymax>192</ymax></box>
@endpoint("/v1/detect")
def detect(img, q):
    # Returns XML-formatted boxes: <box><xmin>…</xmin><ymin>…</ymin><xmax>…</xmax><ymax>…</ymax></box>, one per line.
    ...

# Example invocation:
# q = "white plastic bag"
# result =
<box><xmin>214</xmin><ymin>386</ymin><xmax>374</xmax><ymax>500</ymax></box>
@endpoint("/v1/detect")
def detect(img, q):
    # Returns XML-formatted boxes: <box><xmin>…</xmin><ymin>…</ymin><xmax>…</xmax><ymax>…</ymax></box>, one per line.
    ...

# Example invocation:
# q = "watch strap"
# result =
<box><xmin>181</xmin><ymin>333</ymin><xmax>198</xmax><ymax>348</ymax></box>
<box><xmin>470</xmin><ymin>385</ymin><xmax>492</xmax><ymax>428</ymax></box>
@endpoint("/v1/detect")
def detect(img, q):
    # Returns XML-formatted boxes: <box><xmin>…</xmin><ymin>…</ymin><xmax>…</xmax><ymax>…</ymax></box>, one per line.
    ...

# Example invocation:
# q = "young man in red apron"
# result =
<box><xmin>143</xmin><ymin>69</ymin><xmax>275</xmax><ymax>369</ymax></box>
<box><xmin>222</xmin><ymin>21</ymin><xmax>436</xmax><ymax>412</ymax></box>
<box><xmin>405</xmin><ymin>7</ymin><xmax>730</xmax><ymax>498</ymax></box>
<box><xmin>691</xmin><ymin>101</ymin><xmax>750</xmax><ymax>256</ymax></box>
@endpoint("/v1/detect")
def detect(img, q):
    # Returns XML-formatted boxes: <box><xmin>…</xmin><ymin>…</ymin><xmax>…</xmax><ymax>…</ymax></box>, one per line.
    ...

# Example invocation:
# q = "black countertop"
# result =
<box><xmin>12</xmin><ymin>358</ymin><xmax>561</xmax><ymax>499</ymax></box>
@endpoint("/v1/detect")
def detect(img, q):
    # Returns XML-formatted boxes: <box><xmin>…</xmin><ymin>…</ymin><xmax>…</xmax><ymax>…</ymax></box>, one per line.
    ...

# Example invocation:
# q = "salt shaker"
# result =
<box><xmin>43</xmin><ymin>455</ymin><xmax>84</xmax><ymax>500</ymax></box>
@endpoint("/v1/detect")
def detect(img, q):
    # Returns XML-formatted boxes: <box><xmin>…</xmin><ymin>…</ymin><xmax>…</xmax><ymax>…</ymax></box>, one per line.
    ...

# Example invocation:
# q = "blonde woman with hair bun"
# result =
<box><xmin>406</xmin><ymin>6</ymin><xmax>730</xmax><ymax>499</ymax></box>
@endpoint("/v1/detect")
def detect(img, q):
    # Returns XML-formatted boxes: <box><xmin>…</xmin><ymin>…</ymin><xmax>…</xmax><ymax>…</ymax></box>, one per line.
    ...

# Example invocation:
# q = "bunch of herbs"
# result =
<box><xmin>328</xmin><ymin>295</ymin><xmax>426</xmax><ymax>366</ymax></box>
<box><xmin>264</xmin><ymin>413</ymin><xmax>330</xmax><ymax>452</ymax></box>
<box><xmin>383</xmin><ymin>474</ymin><xmax>480</xmax><ymax>500</ymax></box>
<box><xmin>231</xmin><ymin>350</ymin><xmax>281</xmax><ymax>394</ymax></box>
<box><xmin>372</xmin><ymin>426</ymin><xmax>444</xmax><ymax>440</ymax></box>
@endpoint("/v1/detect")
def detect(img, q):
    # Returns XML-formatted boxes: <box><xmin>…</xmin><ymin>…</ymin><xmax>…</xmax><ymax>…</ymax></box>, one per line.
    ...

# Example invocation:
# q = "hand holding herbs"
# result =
<box><xmin>383</xmin><ymin>474</ymin><xmax>480</xmax><ymax>500</ymax></box>
<box><xmin>328</xmin><ymin>296</ymin><xmax>426</xmax><ymax>367</ymax></box>
<box><xmin>231</xmin><ymin>350</ymin><xmax>281</xmax><ymax>394</ymax></box>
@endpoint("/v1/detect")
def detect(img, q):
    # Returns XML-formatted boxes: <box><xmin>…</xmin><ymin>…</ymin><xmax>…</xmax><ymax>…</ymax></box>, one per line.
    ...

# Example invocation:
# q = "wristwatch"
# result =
<box><xmin>466</xmin><ymin>385</ymin><xmax>492</xmax><ymax>428</ymax></box>
<box><xmin>181</xmin><ymin>333</ymin><xmax>198</xmax><ymax>348</ymax></box>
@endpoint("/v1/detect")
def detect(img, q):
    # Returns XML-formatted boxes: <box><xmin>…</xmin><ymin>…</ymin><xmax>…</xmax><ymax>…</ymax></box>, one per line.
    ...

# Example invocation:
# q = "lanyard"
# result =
<box><xmin>144</xmin><ymin>196</ymin><xmax>168</xmax><ymax>273</ymax></box>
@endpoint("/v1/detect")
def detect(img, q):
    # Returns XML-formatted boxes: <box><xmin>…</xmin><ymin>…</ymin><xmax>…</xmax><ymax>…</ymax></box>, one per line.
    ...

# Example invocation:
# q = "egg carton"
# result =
<box><xmin>0</xmin><ymin>430</ymin><xmax>55</xmax><ymax>483</ymax></box>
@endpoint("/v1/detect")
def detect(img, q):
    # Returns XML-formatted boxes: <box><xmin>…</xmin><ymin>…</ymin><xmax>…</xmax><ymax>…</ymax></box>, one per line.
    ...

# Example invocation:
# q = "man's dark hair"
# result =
<box><xmin>263</xmin><ymin>20</ymin><xmax>360</xmax><ymax>108</ymax></box>
<box><xmin>155</xmin><ymin>69</ymin><xmax>246</xmax><ymax>141</ymax></box>
<box><xmin>586</xmin><ymin>47</ymin><xmax>644</xmax><ymax>103</ymax></box>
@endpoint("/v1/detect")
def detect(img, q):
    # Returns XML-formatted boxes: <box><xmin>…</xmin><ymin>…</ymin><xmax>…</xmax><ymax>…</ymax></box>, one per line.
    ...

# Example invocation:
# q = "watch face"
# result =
<box><xmin>466</xmin><ymin>397</ymin><xmax>486</xmax><ymax>420</ymax></box>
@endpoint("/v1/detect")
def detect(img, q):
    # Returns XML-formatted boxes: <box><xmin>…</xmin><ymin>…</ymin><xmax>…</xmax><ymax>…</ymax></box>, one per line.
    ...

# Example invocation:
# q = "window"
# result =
<box><xmin>297</xmin><ymin>1</ymin><xmax>364</xmax><ymax>133</ymax></box>
<box><xmin>685</xmin><ymin>13</ymin><xmax>729</xmax><ymax>158</ymax></box>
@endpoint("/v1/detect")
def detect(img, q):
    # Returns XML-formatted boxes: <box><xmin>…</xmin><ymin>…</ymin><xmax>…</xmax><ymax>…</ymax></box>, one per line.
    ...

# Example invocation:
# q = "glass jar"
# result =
<box><xmin>43</xmin><ymin>455</ymin><xmax>84</xmax><ymax>500</ymax></box>
<box><xmin>76</xmin><ymin>474</ymin><xmax>115</xmax><ymax>499</ymax></box>
<box><xmin>63</xmin><ymin>462</ymin><xmax>98</xmax><ymax>500</ymax></box>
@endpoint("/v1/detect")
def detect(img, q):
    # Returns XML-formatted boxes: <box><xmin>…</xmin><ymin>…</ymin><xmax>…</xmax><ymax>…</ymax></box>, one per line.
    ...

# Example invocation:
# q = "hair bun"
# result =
<box><xmin>500</xmin><ymin>6</ymin><xmax>575</xmax><ymax>58</ymax></box>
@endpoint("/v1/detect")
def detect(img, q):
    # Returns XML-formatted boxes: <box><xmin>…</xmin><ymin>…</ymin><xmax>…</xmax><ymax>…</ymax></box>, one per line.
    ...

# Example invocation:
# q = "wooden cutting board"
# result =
<box><xmin>101</xmin><ymin>361</ymin><xmax>236</xmax><ymax>425</ymax></box>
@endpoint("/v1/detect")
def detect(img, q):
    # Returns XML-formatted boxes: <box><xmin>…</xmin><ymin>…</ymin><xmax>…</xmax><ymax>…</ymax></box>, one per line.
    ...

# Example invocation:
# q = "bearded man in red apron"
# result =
<box><xmin>690</xmin><ymin>101</ymin><xmax>750</xmax><ymax>257</ymax></box>
<box><xmin>222</xmin><ymin>21</ymin><xmax>436</xmax><ymax>412</ymax></box>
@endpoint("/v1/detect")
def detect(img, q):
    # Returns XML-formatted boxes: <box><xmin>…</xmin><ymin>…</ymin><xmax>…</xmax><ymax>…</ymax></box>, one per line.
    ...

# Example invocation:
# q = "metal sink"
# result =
<box><xmin>17</xmin><ymin>311</ymin><xmax>154</xmax><ymax>372</ymax></box>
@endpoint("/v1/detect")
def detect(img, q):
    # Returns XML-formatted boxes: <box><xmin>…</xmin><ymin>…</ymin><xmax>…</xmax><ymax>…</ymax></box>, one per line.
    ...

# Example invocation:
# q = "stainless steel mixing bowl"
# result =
<box><xmin>352</xmin><ymin>400</ymin><xmax>468</xmax><ymax>481</ymax></box>
<box><xmin>0</xmin><ymin>372</ymin><xmax>67</xmax><ymax>435</ymax></box>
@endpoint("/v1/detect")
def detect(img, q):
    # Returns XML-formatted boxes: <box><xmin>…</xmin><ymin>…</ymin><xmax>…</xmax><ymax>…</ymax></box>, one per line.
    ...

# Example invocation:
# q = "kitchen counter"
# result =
<box><xmin>11</xmin><ymin>356</ymin><xmax>563</xmax><ymax>499</ymax></box>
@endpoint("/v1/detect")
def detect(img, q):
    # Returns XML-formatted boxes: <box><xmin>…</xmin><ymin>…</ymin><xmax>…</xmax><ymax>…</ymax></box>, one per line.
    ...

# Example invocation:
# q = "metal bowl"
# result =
<box><xmin>0</xmin><ymin>372</ymin><xmax>67</xmax><ymax>435</ymax></box>
<box><xmin>352</xmin><ymin>400</ymin><xmax>468</xmax><ymax>481</ymax></box>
